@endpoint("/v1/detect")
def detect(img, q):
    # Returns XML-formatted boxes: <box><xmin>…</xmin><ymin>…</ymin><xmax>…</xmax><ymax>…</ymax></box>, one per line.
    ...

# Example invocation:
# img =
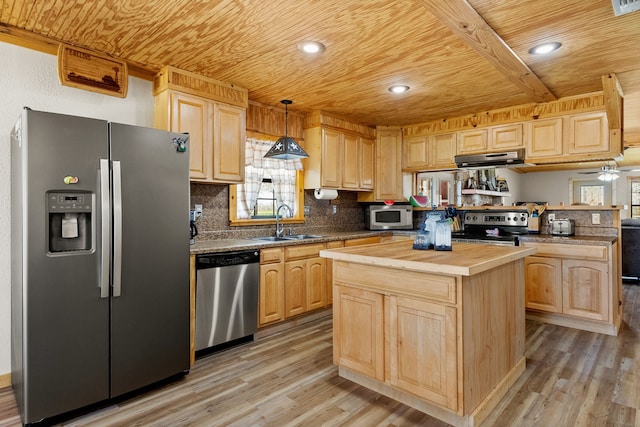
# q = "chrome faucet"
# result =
<box><xmin>275</xmin><ymin>203</ymin><xmax>293</xmax><ymax>237</ymax></box>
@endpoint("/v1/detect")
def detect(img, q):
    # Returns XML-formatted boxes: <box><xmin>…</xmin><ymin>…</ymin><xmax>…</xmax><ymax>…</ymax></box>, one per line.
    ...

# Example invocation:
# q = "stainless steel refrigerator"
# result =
<box><xmin>10</xmin><ymin>108</ymin><xmax>191</xmax><ymax>425</ymax></box>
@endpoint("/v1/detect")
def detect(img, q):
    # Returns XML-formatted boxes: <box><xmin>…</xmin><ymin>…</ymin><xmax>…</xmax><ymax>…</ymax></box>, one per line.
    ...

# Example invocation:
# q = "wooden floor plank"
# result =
<box><xmin>1</xmin><ymin>283</ymin><xmax>639</xmax><ymax>427</ymax></box>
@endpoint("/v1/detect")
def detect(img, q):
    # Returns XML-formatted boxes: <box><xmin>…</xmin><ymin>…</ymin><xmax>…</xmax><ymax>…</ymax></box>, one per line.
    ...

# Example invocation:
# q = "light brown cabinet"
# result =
<box><xmin>387</xmin><ymin>295</ymin><xmax>458</xmax><ymax>410</ymax></box>
<box><xmin>562</xmin><ymin>259</ymin><xmax>609</xmax><ymax>321</ymax></box>
<box><xmin>334</xmin><ymin>284</ymin><xmax>458</xmax><ymax>410</ymax></box>
<box><xmin>303</xmin><ymin>127</ymin><xmax>375</xmax><ymax>191</ymax></box>
<box><xmin>522</xmin><ymin>241</ymin><xmax>618</xmax><ymax>334</ymax></box>
<box><xmin>526</xmin><ymin>112</ymin><xmax>613</xmax><ymax>163</ymax></box>
<box><xmin>333</xmin><ymin>284</ymin><xmax>385</xmax><ymax>380</ymax></box>
<box><xmin>373</xmin><ymin>128</ymin><xmax>403</xmax><ymax>200</ymax></box>
<box><xmin>284</xmin><ymin>243</ymin><xmax>326</xmax><ymax>319</ymax></box>
<box><xmin>525</xmin><ymin>118</ymin><xmax>564</xmax><ymax>160</ymax></box>
<box><xmin>259</xmin><ymin>248</ymin><xmax>285</xmax><ymax>326</ymax></box>
<box><xmin>456</xmin><ymin>129</ymin><xmax>487</xmax><ymax>154</ymax></box>
<box><xmin>524</xmin><ymin>256</ymin><xmax>562</xmax><ymax>313</ymax></box>
<box><xmin>567</xmin><ymin>112</ymin><xmax>609</xmax><ymax>156</ymax></box>
<box><xmin>402</xmin><ymin>133</ymin><xmax>456</xmax><ymax>171</ymax></box>
<box><xmin>154</xmin><ymin>90</ymin><xmax>246</xmax><ymax>183</ymax></box>
<box><xmin>457</xmin><ymin>124</ymin><xmax>523</xmax><ymax>155</ymax></box>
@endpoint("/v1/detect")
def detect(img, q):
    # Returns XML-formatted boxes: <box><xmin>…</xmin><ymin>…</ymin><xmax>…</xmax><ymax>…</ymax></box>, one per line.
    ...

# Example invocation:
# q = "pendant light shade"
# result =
<box><xmin>264</xmin><ymin>100</ymin><xmax>309</xmax><ymax>159</ymax></box>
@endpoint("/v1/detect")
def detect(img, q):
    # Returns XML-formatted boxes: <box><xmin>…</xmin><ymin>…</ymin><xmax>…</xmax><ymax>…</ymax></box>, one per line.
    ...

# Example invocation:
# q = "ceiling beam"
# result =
<box><xmin>418</xmin><ymin>0</ymin><xmax>557</xmax><ymax>103</ymax></box>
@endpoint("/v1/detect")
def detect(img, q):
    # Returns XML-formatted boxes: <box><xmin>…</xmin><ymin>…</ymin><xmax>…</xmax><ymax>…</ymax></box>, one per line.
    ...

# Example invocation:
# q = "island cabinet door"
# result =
<box><xmin>386</xmin><ymin>295</ymin><xmax>458</xmax><ymax>412</ymax></box>
<box><xmin>562</xmin><ymin>260</ymin><xmax>609</xmax><ymax>321</ymax></box>
<box><xmin>333</xmin><ymin>284</ymin><xmax>384</xmax><ymax>381</ymax></box>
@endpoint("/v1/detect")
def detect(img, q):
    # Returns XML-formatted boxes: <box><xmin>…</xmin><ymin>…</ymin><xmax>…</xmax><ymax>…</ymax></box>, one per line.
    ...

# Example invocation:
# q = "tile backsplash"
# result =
<box><xmin>190</xmin><ymin>184</ymin><xmax>366</xmax><ymax>241</ymax></box>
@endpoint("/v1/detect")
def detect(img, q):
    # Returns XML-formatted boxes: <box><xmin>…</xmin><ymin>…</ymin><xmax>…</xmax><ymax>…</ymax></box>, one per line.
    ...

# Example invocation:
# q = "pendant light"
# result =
<box><xmin>264</xmin><ymin>100</ymin><xmax>309</xmax><ymax>159</ymax></box>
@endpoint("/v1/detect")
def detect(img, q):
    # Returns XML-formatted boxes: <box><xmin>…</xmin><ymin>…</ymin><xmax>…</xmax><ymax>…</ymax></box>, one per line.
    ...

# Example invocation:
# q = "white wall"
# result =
<box><xmin>0</xmin><ymin>41</ymin><xmax>154</xmax><ymax>378</ymax></box>
<box><xmin>519</xmin><ymin>169</ymin><xmax>637</xmax><ymax>217</ymax></box>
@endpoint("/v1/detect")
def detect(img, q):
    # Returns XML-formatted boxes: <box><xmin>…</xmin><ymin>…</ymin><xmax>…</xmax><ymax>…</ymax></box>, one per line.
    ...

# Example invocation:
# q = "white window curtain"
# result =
<box><xmin>236</xmin><ymin>138</ymin><xmax>303</xmax><ymax>219</ymax></box>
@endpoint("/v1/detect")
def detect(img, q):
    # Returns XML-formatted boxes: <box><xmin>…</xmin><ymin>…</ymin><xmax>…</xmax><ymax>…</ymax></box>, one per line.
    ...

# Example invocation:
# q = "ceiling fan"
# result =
<box><xmin>578</xmin><ymin>163</ymin><xmax>630</xmax><ymax>181</ymax></box>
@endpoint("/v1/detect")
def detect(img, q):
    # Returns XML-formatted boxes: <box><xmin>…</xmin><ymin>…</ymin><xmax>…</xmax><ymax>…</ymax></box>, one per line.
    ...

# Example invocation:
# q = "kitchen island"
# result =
<box><xmin>320</xmin><ymin>240</ymin><xmax>536</xmax><ymax>427</ymax></box>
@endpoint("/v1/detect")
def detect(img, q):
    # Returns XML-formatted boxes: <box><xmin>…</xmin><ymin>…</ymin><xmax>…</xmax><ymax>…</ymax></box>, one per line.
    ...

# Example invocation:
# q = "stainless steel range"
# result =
<box><xmin>452</xmin><ymin>211</ymin><xmax>529</xmax><ymax>246</ymax></box>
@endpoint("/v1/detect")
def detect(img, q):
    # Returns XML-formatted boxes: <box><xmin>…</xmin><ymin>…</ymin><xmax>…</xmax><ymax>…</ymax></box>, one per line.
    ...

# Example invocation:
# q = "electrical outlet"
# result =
<box><xmin>194</xmin><ymin>204</ymin><xmax>203</xmax><ymax>216</ymax></box>
<box><xmin>592</xmin><ymin>213</ymin><xmax>600</xmax><ymax>225</ymax></box>
<box><xmin>332</xmin><ymin>205</ymin><xmax>337</xmax><ymax>215</ymax></box>
<box><xmin>304</xmin><ymin>205</ymin><xmax>310</xmax><ymax>215</ymax></box>
<box><xmin>547</xmin><ymin>213</ymin><xmax>555</xmax><ymax>223</ymax></box>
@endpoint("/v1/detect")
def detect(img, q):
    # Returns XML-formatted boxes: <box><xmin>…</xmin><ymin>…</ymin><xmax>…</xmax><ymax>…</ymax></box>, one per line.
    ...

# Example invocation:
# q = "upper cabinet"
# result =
<box><xmin>525</xmin><ymin>118</ymin><xmax>563</xmax><ymax>160</ymax></box>
<box><xmin>400</xmin><ymin>92</ymin><xmax>622</xmax><ymax>170</ymax></box>
<box><xmin>303</xmin><ymin>111</ymin><xmax>375</xmax><ymax>191</ymax></box>
<box><xmin>153</xmin><ymin>66</ymin><xmax>248</xmax><ymax>184</ymax></box>
<box><xmin>457</xmin><ymin>124</ymin><xmax>524</xmax><ymax>155</ymax></box>
<box><xmin>526</xmin><ymin>112</ymin><xmax>612</xmax><ymax>163</ymax></box>
<box><xmin>371</xmin><ymin>127</ymin><xmax>404</xmax><ymax>201</ymax></box>
<box><xmin>403</xmin><ymin>133</ymin><xmax>457</xmax><ymax>171</ymax></box>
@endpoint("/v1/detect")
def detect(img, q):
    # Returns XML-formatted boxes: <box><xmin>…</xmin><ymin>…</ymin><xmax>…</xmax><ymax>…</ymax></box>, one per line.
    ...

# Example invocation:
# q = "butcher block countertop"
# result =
<box><xmin>320</xmin><ymin>240</ymin><xmax>536</xmax><ymax>277</ymax></box>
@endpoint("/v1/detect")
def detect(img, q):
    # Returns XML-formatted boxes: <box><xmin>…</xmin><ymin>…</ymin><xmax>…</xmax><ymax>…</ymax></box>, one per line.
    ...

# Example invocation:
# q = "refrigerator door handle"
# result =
<box><xmin>113</xmin><ymin>160</ymin><xmax>123</xmax><ymax>297</ymax></box>
<box><xmin>99</xmin><ymin>159</ymin><xmax>110</xmax><ymax>298</ymax></box>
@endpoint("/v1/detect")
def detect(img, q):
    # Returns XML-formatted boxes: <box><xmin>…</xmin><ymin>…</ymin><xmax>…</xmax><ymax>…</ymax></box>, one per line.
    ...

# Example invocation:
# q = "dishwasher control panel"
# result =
<box><xmin>196</xmin><ymin>250</ymin><xmax>259</xmax><ymax>268</ymax></box>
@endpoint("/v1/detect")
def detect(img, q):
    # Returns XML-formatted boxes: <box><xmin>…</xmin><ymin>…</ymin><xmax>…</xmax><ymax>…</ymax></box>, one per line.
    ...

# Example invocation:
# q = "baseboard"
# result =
<box><xmin>0</xmin><ymin>372</ymin><xmax>11</xmax><ymax>389</ymax></box>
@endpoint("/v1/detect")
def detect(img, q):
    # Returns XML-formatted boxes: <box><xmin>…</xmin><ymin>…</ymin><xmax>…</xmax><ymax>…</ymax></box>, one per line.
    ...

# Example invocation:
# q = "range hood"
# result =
<box><xmin>455</xmin><ymin>148</ymin><xmax>525</xmax><ymax>168</ymax></box>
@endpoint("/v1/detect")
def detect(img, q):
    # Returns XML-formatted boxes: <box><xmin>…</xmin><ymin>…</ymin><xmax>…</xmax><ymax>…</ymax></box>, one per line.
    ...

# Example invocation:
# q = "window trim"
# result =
<box><xmin>229</xmin><ymin>170</ymin><xmax>306</xmax><ymax>226</ymax></box>
<box><xmin>629</xmin><ymin>176</ymin><xmax>640</xmax><ymax>218</ymax></box>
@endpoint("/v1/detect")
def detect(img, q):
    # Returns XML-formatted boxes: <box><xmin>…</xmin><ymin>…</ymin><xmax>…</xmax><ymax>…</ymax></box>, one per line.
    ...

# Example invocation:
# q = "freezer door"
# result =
<box><xmin>14</xmin><ymin>110</ymin><xmax>110</xmax><ymax>423</ymax></box>
<box><xmin>109</xmin><ymin>123</ymin><xmax>190</xmax><ymax>397</ymax></box>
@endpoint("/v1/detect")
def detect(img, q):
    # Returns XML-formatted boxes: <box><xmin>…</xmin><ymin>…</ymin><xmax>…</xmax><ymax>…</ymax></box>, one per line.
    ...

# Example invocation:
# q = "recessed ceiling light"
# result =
<box><xmin>297</xmin><ymin>41</ymin><xmax>325</xmax><ymax>54</ymax></box>
<box><xmin>388</xmin><ymin>85</ymin><xmax>410</xmax><ymax>93</ymax></box>
<box><xmin>528</xmin><ymin>42</ymin><xmax>562</xmax><ymax>55</ymax></box>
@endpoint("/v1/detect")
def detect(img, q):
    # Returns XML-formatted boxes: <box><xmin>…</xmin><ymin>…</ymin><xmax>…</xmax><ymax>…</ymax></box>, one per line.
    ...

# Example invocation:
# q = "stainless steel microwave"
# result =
<box><xmin>365</xmin><ymin>205</ymin><xmax>413</xmax><ymax>230</ymax></box>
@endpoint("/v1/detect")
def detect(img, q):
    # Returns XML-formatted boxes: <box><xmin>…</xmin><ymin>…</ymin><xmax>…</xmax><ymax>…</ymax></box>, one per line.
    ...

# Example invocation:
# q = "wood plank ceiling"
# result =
<box><xmin>1</xmin><ymin>0</ymin><xmax>639</xmax><ymax>145</ymax></box>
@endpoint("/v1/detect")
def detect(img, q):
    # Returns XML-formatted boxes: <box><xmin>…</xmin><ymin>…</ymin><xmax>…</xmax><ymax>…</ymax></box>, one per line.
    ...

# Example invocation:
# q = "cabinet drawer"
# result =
<box><xmin>261</xmin><ymin>247</ymin><xmax>284</xmax><ymax>264</ymax></box>
<box><xmin>285</xmin><ymin>243</ymin><xmax>325</xmax><ymax>260</ymax></box>
<box><xmin>334</xmin><ymin>262</ymin><xmax>457</xmax><ymax>304</ymax></box>
<box><xmin>521</xmin><ymin>242</ymin><xmax>608</xmax><ymax>261</ymax></box>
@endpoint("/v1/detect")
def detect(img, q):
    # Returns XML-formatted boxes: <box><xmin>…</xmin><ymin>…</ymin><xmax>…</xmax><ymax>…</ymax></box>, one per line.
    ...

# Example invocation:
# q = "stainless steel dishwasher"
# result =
<box><xmin>195</xmin><ymin>250</ymin><xmax>259</xmax><ymax>353</ymax></box>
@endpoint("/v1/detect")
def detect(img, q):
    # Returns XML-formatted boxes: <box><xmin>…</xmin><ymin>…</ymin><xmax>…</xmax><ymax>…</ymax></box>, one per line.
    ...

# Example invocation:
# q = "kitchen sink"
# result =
<box><xmin>283</xmin><ymin>234</ymin><xmax>324</xmax><ymax>240</ymax></box>
<box><xmin>252</xmin><ymin>236</ymin><xmax>292</xmax><ymax>242</ymax></box>
<box><xmin>252</xmin><ymin>234</ymin><xmax>324</xmax><ymax>242</ymax></box>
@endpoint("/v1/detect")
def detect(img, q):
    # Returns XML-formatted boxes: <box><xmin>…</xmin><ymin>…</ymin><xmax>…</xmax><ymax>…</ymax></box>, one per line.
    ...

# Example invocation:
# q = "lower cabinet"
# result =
<box><xmin>387</xmin><ymin>295</ymin><xmax>458</xmax><ymax>409</ymax></box>
<box><xmin>333</xmin><ymin>285</ymin><xmax>384</xmax><ymax>380</ymax></box>
<box><xmin>524</xmin><ymin>256</ymin><xmax>562</xmax><ymax>313</ymax></box>
<box><xmin>333</xmin><ymin>284</ymin><xmax>458</xmax><ymax>411</ymax></box>
<box><xmin>258</xmin><ymin>236</ymin><xmax>386</xmax><ymax>327</ymax></box>
<box><xmin>562</xmin><ymin>259</ymin><xmax>609</xmax><ymax>321</ymax></box>
<box><xmin>284</xmin><ymin>243</ymin><xmax>326</xmax><ymax>318</ymax></box>
<box><xmin>259</xmin><ymin>248</ymin><xmax>285</xmax><ymax>325</ymax></box>
<box><xmin>522</xmin><ymin>241</ymin><xmax>617</xmax><ymax>333</ymax></box>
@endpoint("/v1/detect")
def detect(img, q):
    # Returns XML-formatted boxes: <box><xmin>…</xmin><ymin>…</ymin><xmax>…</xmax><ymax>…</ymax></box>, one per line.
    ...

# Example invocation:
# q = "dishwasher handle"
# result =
<box><xmin>196</xmin><ymin>250</ymin><xmax>260</xmax><ymax>269</ymax></box>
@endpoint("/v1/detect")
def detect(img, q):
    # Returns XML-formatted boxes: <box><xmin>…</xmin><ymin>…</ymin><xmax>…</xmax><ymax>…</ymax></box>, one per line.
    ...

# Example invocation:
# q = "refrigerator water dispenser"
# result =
<box><xmin>47</xmin><ymin>191</ymin><xmax>93</xmax><ymax>253</ymax></box>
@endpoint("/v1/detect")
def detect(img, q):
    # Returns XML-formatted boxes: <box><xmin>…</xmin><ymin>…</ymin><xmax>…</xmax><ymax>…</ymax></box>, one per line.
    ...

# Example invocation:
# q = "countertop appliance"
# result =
<box><xmin>365</xmin><ymin>204</ymin><xmax>413</xmax><ymax>230</ymax></box>
<box><xmin>551</xmin><ymin>218</ymin><xmax>575</xmax><ymax>236</ymax></box>
<box><xmin>195</xmin><ymin>250</ymin><xmax>259</xmax><ymax>353</ymax></box>
<box><xmin>451</xmin><ymin>211</ymin><xmax>529</xmax><ymax>246</ymax></box>
<box><xmin>10</xmin><ymin>108</ymin><xmax>190</xmax><ymax>425</ymax></box>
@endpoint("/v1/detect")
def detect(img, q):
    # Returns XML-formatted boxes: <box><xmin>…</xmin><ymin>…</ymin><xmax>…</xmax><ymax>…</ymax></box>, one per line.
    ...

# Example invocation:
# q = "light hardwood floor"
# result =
<box><xmin>1</xmin><ymin>284</ymin><xmax>640</xmax><ymax>427</ymax></box>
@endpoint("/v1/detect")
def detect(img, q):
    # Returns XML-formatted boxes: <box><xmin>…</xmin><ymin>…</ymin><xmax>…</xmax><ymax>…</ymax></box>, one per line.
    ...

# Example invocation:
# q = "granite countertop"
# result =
<box><xmin>518</xmin><ymin>234</ymin><xmax>617</xmax><ymax>245</ymax></box>
<box><xmin>190</xmin><ymin>230</ymin><xmax>392</xmax><ymax>254</ymax></box>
